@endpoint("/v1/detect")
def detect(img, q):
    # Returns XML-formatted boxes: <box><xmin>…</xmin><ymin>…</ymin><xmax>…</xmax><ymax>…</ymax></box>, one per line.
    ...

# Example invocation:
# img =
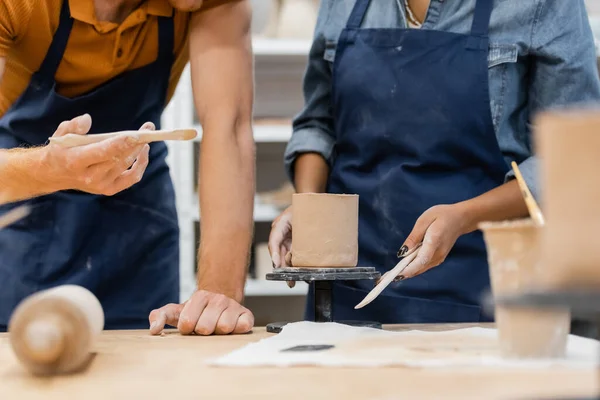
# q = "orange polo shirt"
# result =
<box><xmin>0</xmin><ymin>0</ymin><xmax>228</xmax><ymax>117</ymax></box>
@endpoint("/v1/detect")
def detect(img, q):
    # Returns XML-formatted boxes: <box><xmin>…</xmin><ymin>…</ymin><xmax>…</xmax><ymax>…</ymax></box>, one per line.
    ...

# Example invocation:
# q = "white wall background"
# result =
<box><xmin>588</xmin><ymin>0</ymin><xmax>600</xmax><ymax>14</ymax></box>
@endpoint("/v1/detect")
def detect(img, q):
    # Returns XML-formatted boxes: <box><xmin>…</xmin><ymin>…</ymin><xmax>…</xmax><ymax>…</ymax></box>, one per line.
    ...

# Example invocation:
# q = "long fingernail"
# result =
<box><xmin>150</xmin><ymin>321</ymin><xmax>157</xmax><ymax>331</ymax></box>
<box><xmin>397</xmin><ymin>245</ymin><xmax>408</xmax><ymax>258</ymax></box>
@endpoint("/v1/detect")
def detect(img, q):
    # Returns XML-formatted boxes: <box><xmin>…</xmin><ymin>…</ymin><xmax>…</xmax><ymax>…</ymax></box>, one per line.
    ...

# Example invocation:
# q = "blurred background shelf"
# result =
<box><xmin>245</xmin><ymin>280</ymin><xmax>308</xmax><ymax>296</ymax></box>
<box><xmin>252</xmin><ymin>38</ymin><xmax>311</xmax><ymax>56</ymax></box>
<box><xmin>191</xmin><ymin>122</ymin><xmax>292</xmax><ymax>143</ymax></box>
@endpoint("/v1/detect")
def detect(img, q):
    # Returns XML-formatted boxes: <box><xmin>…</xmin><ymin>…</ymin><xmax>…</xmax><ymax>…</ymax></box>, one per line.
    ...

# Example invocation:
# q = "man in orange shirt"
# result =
<box><xmin>0</xmin><ymin>0</ymin><xmax>255</xmax><ymax>335</ymax></box>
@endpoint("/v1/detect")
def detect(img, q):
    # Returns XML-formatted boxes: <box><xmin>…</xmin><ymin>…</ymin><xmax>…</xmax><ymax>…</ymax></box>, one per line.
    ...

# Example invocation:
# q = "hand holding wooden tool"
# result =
<box><xmin>355</xmin><ymin>244</ymin><xmax>422</xmax><ymax>309</ymax></box>
<box><xmin>48</xmin><ymin>128</ymin><xmax>197</xmax><ymax>148</ymax></box>
<box><xmin>511</xmin><ymin>161</ymin><xmax>545</xmax><ymax>225</ymax></box>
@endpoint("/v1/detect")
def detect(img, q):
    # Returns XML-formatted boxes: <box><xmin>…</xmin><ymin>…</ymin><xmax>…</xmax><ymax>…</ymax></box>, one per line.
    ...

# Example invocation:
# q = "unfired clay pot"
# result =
<box><xmin>536</xmin><ymin>109</ymin><xmax>600</xmax><ymax>289</ymax></box>
<box><xmin>480</xmin><ymin>219</ymin><xmax>571</xmax><ymax>359</ymax></box>
<box><xmin>292</xmin><ymin>193</ymin><xmax>358</xmax><ymax>268</ymax></box>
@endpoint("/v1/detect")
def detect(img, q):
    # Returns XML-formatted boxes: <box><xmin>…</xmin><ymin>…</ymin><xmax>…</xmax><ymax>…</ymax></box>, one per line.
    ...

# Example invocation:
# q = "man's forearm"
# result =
<box><xmin>197</xmin><ymin>126</ymin><xmax>255</xmax><ymax>302</ymax></box>
<box><xmin>293</xmin><ymin>153</ymin><xmax>329</xmax><ymax>193</ymax></box>
<box><xmin>459</xmin><ymin>180</ymin><xmax>529</xmax><ymax>234</ymax></box>
<box><xmin>189</xmin><ymin>0</ymin><xmax>255</xmax><ymax>302</ymax></box>
<box><xmin>0</xmin><ymin>147</ymin><xmax>54</xmax><ymax>204</ymax></box>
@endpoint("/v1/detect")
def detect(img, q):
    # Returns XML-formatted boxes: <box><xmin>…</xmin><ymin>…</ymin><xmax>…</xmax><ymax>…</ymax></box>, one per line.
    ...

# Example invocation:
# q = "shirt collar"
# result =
<box><xmin>68</xmin><ymin>0</ymin><xmax>173</xmax><ymax>26</ymax></box>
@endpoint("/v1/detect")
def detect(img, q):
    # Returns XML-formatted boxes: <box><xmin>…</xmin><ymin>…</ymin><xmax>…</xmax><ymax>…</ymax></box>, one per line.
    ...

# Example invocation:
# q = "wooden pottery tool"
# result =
<box><xmin>8</xmin><ymin>285</ymin><xmax>104</xmax><ymax>375</ymax></box>
<box><xmin>48</xmin><ymin>128</ymin><xmax>197</xmax><ymax>148</ymax></box>
<box><xmin>291</xmin><ymin>193</ymin><xmax>359</xmax><ymax>268</ymax></box>
<box><xmin>355</xmin><ymin>244</ymin><xmax>422</xmax><ymax>309</ymax></box>
<box><xmin>0</xmin><ymin>205</ymin><xmax>30</xmax><ymax>230</ymax></box>
<box><xmin>511</xmin><ymin>161</ymin><xmax>545</xmax><ymax>226</ymax></box>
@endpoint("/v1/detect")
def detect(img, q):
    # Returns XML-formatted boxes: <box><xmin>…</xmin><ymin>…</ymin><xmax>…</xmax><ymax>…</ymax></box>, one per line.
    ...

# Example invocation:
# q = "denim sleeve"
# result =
<box><xmin>283</xmin><ymin>1</ymin><xmax>336</xmax><ymax>184</ymax></box>
<box><xmin>505</xmin><ymin>0</ymin><xmax>600</xmax><ymax>201</ymax></box>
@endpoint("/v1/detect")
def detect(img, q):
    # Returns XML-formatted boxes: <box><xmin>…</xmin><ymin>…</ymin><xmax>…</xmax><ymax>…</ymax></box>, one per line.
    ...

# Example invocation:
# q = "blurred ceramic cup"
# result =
<box><xmin>536</xmin><ymin>109</ymin><xmax>600</xmax><ymax>290</ymax></box>
<box><xmin>480</xmin><ymin>219</ymin><xmax>570</xmax><ymax>359</ymax></box>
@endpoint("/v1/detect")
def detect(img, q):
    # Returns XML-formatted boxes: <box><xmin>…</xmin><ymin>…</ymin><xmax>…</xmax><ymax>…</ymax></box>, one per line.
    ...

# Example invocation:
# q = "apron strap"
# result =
<box><xmin>346</xmin><ymin>0</ymin><xmax>371</xmax><ymax>29</ymax></box>
<box><xmin>470</xmin><ymin>0</ymin><xmax>493</xmax><ymax>37</ymax></box>
<box><xmin>37</xmin><ymin>0</ymin><xmax>74</xmax><ymax>81</ymax></box>
<box><xmin>157</xmin><ymin>15</ymin><xmax>175</xmax><ymax>62</ymax></box>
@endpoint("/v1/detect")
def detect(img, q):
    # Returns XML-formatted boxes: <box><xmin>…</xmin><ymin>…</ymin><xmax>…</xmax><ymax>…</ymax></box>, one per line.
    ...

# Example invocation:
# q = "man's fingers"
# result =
<box><xmin>105</xmin><ymin>144</ymin><xmax>146</xmax><ymax>180</ymax></box>
<box><xmin>178</xmin><ymin>292</ymin><xmax>209</xmax><ymax>335</ymax></box>
<box><xmin>53</xmin><ymin>114</ymin><xmax>92</xmax><ymax>137</ymax></box>
<box><xmin>233</xmin><ymin>311</ymin><xmax>254</xmax><ymax>334</ymax></box>
<box><xmin>214</xmin><ymin>308</ymin><xmax>240</xmax><ymax>335</ymax></box>
<box><xmin>194</xmin><ymin>297</ymin><xmax>229</xmax><ymax>335</ymax></box>
<box><xmin>149</xmin><ymin>303</ymin><xmax>183</xmax><ymax>335</ymax></box>
<box><xmin>106</xmin><ymin>144</ymin><xmax>149</xmax><ymax>194</ymax></box>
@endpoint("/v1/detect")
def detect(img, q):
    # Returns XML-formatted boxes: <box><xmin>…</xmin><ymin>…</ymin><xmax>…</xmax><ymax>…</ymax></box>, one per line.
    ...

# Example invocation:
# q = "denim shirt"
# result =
<box><xmin>284</xmin><ymin>0</ymin><xmax>600</xmax><ymax>201</ymax></box>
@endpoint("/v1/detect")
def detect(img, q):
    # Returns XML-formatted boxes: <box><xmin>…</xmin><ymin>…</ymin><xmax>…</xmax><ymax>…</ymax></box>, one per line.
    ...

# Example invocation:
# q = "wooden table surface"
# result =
<box><xmin>1</xmin><ymin>323</ymin><xmax>597</xmax><ymax>400</ymax></box>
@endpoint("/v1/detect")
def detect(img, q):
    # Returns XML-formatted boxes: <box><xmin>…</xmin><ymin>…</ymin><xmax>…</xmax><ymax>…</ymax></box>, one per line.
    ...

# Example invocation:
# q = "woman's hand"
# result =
<box><xmin>268</xmin><ymin>206</ymin><xmax>293</xmax><ymax>268</ymax></box>
<box><xmin>397</xmin><ymin>203</ymin><xmax>471</xmax><ymax>280</ymax></box>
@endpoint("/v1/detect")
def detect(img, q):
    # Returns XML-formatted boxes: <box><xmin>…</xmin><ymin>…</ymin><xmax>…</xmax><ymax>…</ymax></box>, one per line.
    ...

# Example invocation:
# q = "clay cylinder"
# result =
<box><xmin>292</xmin><ymin>193</ymin><xmax>359</xmax><ymax>267</ymax></box>
<box><xmin>480</xmin><ymin>219</ymin><xmax>570</xmax><ymax>359</ymax></box>
<box><xmin>8</xmin><ymin>285</ymin><xmax>104</xmax><ymax>375</ymax></box>
<box><xmin>536</xmin><ymin>109</ymin><xmax>600</xmax><ymax>288</ymax></box>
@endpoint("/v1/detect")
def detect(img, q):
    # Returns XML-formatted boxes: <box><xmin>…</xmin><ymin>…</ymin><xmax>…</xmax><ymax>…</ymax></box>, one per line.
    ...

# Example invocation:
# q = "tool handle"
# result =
<box><xmin>355</xmin><ymin>244</ymin><xmax>422</xmax><ymax>309</ymax></box>
<box><xmin>48</xmin><ymin>129</ymin><xmax>197</xmax><ymax>148</ymax></box>
<box><xmin>511</xmin><ymin>161</ymin><xmax>545</xmax><ymax>225</ymax></box>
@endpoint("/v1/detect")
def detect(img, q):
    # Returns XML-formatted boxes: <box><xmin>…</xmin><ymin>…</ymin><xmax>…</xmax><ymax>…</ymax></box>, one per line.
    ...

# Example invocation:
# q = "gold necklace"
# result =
<box><xmin>404</xmin><ymin>0</ymin><xmax>423</xmax><ymax>27</ymax></box>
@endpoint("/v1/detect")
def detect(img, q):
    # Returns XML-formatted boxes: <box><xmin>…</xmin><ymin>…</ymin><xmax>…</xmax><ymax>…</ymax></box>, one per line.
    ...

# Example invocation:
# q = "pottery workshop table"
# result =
<box><xmin>1</xmin><ymin>323</ymin><xmax>597</xmax><ymax>400</ymax></box>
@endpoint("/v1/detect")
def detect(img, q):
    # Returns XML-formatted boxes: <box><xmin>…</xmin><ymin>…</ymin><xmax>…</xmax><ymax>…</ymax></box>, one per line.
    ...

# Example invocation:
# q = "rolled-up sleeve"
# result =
<box><xmin>284</xmin><ymin>1</ymin><xmax>336</xmax><ymax>183</ymax></box>
<box><xmin>506</xmin><ymin>0</ymin><xmax>600</xmax><ymax>201</ymax></box>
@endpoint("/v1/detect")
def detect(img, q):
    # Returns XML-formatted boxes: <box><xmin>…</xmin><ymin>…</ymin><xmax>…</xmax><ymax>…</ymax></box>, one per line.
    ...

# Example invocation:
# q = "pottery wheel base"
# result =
<box><xmin>265</xmin><ymin>267</ymin><xmax>382</xmax><ymax>333</ymax></box>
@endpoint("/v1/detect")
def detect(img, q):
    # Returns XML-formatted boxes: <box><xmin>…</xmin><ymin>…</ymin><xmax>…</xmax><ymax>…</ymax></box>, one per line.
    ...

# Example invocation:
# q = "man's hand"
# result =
<box><xmin>148</xmin><ymin>290</ymin><xmax>254</xmax><ymax>335</ymax></box>
<box><xmin>0</xmin><ymin>114</ymin><xmax>152</xmax><ymax>204</ymax></box>
<box><xmin>397</xmin><ymin>204</ymin><xmax>470</xmax><ymax>280</ymax></box>
<box><xmin>40</xmin><ymin>114</ymin><xmax>150</xmax><ymax>196</ymax></box>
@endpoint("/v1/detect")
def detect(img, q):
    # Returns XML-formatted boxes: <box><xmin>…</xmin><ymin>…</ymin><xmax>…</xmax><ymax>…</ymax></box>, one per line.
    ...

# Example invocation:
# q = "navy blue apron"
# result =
<box><xmin>0</xmin><ymin>0</ymin><xmax>179</xmax><ymax>330</ymax></box>
<box><xmin>306</xmin><ymin>0</ymin><xmax>509</xmax><ymax>323</ymax></box>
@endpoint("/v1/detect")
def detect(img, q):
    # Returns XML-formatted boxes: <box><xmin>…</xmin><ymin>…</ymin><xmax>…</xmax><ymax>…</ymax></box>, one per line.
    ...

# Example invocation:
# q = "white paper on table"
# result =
<box><xmin>208</xmin><ymin>321</ymin><xmax>600</xmax><ymax>369</ymax></box>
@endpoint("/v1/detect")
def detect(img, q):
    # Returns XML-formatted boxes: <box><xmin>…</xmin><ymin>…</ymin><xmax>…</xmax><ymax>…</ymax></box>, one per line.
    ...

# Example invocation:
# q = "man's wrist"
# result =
<box><xmin>197</xmin><ymin>269</ymin><xmax>246</xmax><ymax>303</ymax></box>
<box><xmin>0</xmin><ymin>147</ymin><xmax>55</xmax><ymax>203</ymax></box>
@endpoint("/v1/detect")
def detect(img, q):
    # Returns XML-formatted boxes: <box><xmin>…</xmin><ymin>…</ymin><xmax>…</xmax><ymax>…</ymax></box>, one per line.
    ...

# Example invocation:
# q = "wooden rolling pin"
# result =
<box><xmin>8</xmin><ymin>285</ymin><xmax>104</xmax><ymax>375</ymax></box>
<box><xmin>48</xmin><ymin>128</ymin><xmax>197</xmax><ymax>148</ymax></box>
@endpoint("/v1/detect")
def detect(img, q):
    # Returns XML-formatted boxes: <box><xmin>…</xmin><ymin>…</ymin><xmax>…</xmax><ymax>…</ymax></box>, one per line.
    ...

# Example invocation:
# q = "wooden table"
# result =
<box><xmin>1</xmin><ymin>324</ymin><xmax>597</xmax><ymax>399</ymax></box>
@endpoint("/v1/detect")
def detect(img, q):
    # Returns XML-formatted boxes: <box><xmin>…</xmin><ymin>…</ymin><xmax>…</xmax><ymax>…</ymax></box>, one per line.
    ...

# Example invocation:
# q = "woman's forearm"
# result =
<box><xmin>293</xmin><ymin>153</ymin><xmax>330</xmax><ymax>193</ymax></box>
<box><xmin>459</xmin><ymin>180</ymin><xmax>529</xmax><ymax>234</ymax></box>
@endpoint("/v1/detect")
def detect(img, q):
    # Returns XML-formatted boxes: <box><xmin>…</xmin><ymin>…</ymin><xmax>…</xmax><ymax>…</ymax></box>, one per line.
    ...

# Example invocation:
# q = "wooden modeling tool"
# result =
<box><xmin>9</xmin><ymin>285</ymin><xmax>104</xmax><ymax>375</ymax></box>
<box><xmin>511</xmin><ymin>161</ymin><xmax>545</xmax><ymax>226</ymax></box>
<box><xmin>48</xmin><ymin>128</ymin><xmax>197</xmax><ymax>148</ymax></box>
<box><xmin>0</xmin><ymin>205</ymin><xmax>30</xmax><ymax>230</ymax></box>
<box><xmin>355</xmin><ymin>244</ymin><xmax>422</xmax><ymax>309</ymax></box>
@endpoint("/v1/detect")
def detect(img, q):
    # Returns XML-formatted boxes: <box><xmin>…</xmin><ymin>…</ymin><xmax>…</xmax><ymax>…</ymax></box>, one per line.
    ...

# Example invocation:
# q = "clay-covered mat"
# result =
<box><xmin>209</xmin><ymin>322</ymin><xmax>599</xmax><ymax>369</ymax></box>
